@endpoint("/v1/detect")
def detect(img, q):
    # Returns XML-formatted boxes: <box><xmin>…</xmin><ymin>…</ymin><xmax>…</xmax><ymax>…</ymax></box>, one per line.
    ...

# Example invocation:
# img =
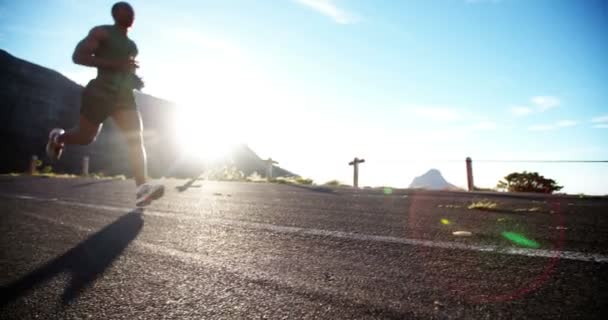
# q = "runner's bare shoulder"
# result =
<box><xmin>88</xmin><ymin>25</ymin><xmax>111</xmax><ymax>41</ymax></box>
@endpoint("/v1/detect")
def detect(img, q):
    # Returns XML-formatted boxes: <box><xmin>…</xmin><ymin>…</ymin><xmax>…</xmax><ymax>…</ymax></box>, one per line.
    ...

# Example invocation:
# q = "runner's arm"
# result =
<box><xmin>72</xmin><ymin>27</ymin><xmax>137</xmax><ymax>71</ymax></box>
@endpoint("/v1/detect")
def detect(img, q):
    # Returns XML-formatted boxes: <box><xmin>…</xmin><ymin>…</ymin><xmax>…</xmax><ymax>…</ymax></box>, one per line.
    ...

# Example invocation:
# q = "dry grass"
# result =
<box><xmin>246</xmin><ymin>172</ymin><xmax>266</xmax><ymax>183</ymax></box>
<box><xmin>324</xmin><ymin>180</ymin><xmax>341</xmax><ymax>187</ymax></box>
<box><xmin>468</xmin><ymin>200</ymin><xmax>546</xmax><ymax>214</ymax></box>
<box><xmin>514</xmin><ymin>207</ymin><xmax>542</xmax><ymax>213</ymax></box>
<box><xmin>468</xmin><ymin>200</ymin><xmax>498</xmax><ymax>210</ymax></box>
<box><xmin>438</xmin><ymin>204</ymin><xmax>463</xmax><ymax>209</ymax></box>
<box><xmin>271</xmin><ymin>176</ymin><xmax>314</xmax><ymax>185</ymax></box>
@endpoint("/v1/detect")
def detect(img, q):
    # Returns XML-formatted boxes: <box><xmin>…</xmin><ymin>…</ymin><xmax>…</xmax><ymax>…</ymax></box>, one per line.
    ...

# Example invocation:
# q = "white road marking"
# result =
<box><xmin>3</xmin><ymin>192</ymin><xmax>608</xmax><ymax>263</ymax></box>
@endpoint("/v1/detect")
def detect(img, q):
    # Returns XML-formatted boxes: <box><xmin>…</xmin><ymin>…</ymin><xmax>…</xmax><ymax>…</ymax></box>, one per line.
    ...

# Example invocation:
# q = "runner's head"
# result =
<box><xmin>111</xmin><ymin>2</ymin><xmax>135</xmax><ymax>28</ymax></box>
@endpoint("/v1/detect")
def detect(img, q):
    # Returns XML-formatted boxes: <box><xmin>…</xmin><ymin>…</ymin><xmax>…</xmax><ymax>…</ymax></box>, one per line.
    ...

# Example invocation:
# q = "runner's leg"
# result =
<box><xmin>111</xmin><ymin>109</ymin><xmax>147</xmax><ymax>186</ymax></box>
<box><xmin>58</xmin><ymin>115</ymin><xmax>102</xmax><ymax>145</ymax></box>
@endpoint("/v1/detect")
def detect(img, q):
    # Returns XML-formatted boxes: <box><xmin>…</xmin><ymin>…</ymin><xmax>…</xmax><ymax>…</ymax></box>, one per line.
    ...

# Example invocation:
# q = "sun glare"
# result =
<box><xmin>175</xmin><ymin>104</ymin><xmax>240</xmax><ymax>162</ymax></box>
<box><xmin>158</xmin><ymin>42</ymin><xmax>289</xmax><ymax>164</ymax></box>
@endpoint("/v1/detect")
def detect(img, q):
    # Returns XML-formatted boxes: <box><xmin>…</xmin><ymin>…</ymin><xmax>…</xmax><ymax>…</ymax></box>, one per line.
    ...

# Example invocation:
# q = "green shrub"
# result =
<box><xmin>497</xmin><ymin>171</ymin><xmax>563</xmax><ymax>194</ymax></box>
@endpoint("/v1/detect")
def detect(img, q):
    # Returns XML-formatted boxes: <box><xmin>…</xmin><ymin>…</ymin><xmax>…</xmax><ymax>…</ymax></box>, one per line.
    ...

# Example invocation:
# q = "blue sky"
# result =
<box><xmin>1</xmin><ymin>0</ymin><xmax>607</xmax><ymax>194</ymax></box>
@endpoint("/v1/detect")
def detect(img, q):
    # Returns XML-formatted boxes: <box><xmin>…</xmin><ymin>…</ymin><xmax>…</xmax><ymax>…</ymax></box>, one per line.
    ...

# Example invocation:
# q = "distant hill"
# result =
<box><xmin>409</xmin><ymin>169</ymin><xmax>460</xmax><ymax>190</ymax></box>
<box><xmin>0</xmin><ymin>49</ymin><xmax>294</xmax><ymax>178</ymax></box>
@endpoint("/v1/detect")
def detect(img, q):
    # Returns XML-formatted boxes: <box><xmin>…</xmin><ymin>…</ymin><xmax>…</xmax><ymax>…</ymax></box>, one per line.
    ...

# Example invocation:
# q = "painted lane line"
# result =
<box><xmin>3</xmin><ymin>192</ymin><xmax>608</xmax><ymax>263</ymax></box>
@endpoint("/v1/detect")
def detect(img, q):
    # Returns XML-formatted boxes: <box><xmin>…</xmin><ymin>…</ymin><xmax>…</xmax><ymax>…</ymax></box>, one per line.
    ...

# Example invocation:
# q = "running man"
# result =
<box><xmin>46</xmin><ymin>2</ymin><xmax>164</xmax><ymax>206</ymax></box>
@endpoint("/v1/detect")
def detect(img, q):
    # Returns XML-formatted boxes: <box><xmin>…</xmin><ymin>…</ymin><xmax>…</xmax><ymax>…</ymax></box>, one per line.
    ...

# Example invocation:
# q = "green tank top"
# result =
<box><xmin>93</xmin><ymin>25</ymin><xmax>138</xmax><ymax>93</ymax></box>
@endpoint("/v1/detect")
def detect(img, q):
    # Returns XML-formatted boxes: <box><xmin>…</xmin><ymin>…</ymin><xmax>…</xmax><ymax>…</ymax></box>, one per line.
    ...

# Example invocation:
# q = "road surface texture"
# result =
<box><xmin>1</xmin><ymin>176</ymin><xmax>607</xmax><ymax>319</ymax></box>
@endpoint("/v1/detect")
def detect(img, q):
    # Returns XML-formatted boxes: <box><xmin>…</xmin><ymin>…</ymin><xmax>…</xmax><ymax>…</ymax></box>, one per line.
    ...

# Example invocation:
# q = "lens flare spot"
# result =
<box><xmin>440</xmin><ymin>218</ymin><xmax>450</xmax><ymax>225</ymax></box>
<box><xmin>501</xmin><ymin>231</ymin><xmax>540</xmax><ymax>248</ymax></box>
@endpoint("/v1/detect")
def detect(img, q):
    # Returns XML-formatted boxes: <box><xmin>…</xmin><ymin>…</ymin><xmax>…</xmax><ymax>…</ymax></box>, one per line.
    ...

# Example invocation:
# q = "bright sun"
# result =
<box><xmin>159</xmin><ymin>44</ymin><xmax>281</xmax><ymax>163</ymax></box>
<box><xmin>175</xmin><ymin>104</ymin><xmax>240</xmax><ymax>162</ymax></box>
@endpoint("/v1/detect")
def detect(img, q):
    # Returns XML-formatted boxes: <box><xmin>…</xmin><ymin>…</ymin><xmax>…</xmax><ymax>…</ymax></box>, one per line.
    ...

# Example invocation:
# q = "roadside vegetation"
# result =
<box><xmin>5</xmin><ymin>160</ymin><xmax>126</xmax><ymax>180</ymax></box>
<box><xmin>468</xmin><ymin>200</ymin><xmax>498</xmax><ymax>210</ymax></box>
<box><xmin>497</xmin><ymin>171</ymin><xmax>563</xmax><ymax>194</ymax></box>
<box><xmin>439</xmin><ymin>199</ymin><xmax>548</xmax><ymax>214</ymax></box>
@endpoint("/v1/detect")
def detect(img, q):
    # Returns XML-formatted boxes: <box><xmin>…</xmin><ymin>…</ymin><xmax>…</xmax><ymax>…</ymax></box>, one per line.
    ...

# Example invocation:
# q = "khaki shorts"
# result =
<box><xmin>81</xmin><ymin>79</ymin><xmax>137</xmax><ymax>125</ymax></box>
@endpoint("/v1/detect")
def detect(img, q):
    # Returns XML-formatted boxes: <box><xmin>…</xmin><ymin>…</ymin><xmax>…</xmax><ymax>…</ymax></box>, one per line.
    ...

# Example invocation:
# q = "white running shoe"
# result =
<box><xmin>136</xmin><ymin>183</ymin><xmax>165</xmax><ymax>207</ymax></box>
<box><xmin>46</xmin><ymin>128</ymin><xmax>65</xmax><ymax>161</ymax></box>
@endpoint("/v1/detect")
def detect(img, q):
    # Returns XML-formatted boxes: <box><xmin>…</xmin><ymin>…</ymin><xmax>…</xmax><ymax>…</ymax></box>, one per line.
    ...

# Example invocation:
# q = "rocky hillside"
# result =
<box><xmin>0</xmin><ymin>50</ymin><xmax>293</xmax><ymax>179</ymax></box>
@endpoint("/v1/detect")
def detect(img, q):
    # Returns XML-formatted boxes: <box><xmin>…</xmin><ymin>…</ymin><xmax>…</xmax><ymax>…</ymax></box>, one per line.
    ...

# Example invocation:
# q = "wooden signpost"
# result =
<box><xmin>349</xmin><ymin>157</ymin><xmax>365</xmax><ymax>188</ymax></box>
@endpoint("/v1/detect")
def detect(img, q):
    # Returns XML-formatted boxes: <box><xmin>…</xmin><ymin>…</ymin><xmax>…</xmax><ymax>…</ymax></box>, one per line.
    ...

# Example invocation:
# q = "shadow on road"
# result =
<box><xmin>286</xmin><ymin>184</ymin><xmax>337</xmax><ymax>195</ymax></box>
<box><xmin>0</xmin><ymin>208</ymin><xmax>144</xmax><ymax>306</ymax></box>
<box><xmin>176</xmin><ymin>175</ymin><xmax>203</xmax><ymax>192</ymax></box>
<box><xmin>70</xmin><ymin>179</ymin><xmax>119</xmax><ymax>189</ymax></box>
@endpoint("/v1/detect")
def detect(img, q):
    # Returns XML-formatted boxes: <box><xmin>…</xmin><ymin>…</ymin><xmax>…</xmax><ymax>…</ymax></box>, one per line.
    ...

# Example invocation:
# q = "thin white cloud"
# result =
<box><xmin>593</xmin><ymin>124</ymin><xmax>608</xmax><ymax>129</ymax></box>
<box><xmin>293</xmin><ymin>0</ymin><xmax>355</xmax><ymax>24</ymax></box>
<box><xmin>509</xmin><ymin>96</ymin><xmax>561</xmax><ymax>117</ymax></box>
<box><xmin>591</xmin><ymin>115</ymin><xmax>608</xmax><ymax>123</ymax></box>
<box><xmin>531</xmin><ymin>96</ymin><xmax>560</xmax><ymax>111</ymax></box>
<box><xmin>470</xmin><ymin>121</ymin><xmax>498</xmax><ymax>130</ymax></box>
<box><xmin>510</xmin><ymin>106</ymin><xmax>533</xmax><ymax>116</ymax></box>
<box><xmin>409</xmin><ymin>106</ymin><xmax>463</xmax><ymax>122</ymax></box>
<box><xmin>556</xmin><ymin>120</ymin><xmax>577</xmax><ymax>127</ymax></box>
<box><xmin>528</xmin><ymin>119</ymin><xmax>577</xmax><ymax>132</ymax></box>
<box><xmin>528</xmin><ymin>124</ymin><xmax>555</xmax><ymax>132</ymax></box>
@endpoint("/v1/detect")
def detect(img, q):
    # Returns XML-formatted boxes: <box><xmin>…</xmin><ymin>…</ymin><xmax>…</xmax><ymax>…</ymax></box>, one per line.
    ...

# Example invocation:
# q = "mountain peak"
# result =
<box><xmin>409</xmin><ymin>169</ymin><xmax>457</xmax><ymax>190</ymax></box>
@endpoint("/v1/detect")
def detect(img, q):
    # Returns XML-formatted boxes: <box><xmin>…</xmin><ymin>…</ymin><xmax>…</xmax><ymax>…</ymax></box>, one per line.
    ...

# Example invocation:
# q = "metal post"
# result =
<box><xmin>82</xmin><ymin>156</ymin><xmax>90</xmax><ymax>176</ymax></box>
<box><xmin>29</xmin><ymin>155</ymin><xmax>38</xmax><ymax>175</ymax></box>
<box><xmin>349</xmin><ymin>157</ymin><xmax>365</xmax><ymax>188</ymax></box>
<box><xmin>466</xmin><ymin>157</ymin><xmax>474</xmax><ymax>191</ymax></box>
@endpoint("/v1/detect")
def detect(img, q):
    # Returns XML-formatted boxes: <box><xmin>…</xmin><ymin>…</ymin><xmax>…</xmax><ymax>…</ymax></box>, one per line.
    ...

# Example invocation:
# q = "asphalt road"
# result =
<box><xmin>1</xmin><ymin>176</ymin><xmax>607</xmax><ymax>319</ymax></box>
